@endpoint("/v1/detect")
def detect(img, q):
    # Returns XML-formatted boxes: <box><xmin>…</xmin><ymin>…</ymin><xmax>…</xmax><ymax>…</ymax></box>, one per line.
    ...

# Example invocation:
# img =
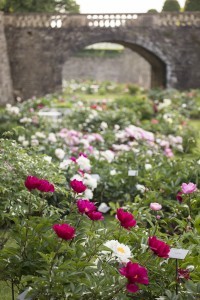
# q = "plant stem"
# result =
<box><xmin>11</xmin><ymin>279</ymin><xmax>15</xmax><ymax>300</ymax></box>
<box><xmin>176</xmin><ymin>259</ymin><xmax>178</xmax><ymax>295</ymax></box>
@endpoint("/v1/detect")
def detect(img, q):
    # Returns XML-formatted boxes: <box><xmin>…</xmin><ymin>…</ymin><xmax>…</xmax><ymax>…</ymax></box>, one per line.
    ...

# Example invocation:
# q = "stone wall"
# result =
<box><xmin>0</xmin><ymin>12</ymin><xmax>13</xmax><ymax>104</ymax></box>
<box><xmin>4</xmin><ymin>13</ymin><xmax>200</xmax><ymax>99</ymax></box>
<box><xmin>62</xmin><ymin>49</ymin><xmax>151</xmax><ymax>89</ymax></box>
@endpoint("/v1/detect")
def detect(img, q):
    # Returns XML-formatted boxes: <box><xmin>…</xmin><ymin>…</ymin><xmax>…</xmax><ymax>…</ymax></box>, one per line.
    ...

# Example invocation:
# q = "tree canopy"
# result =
<box><xmin>0</xmin><ymin>0</ymin><xmax>80</xmax><ymax>13</ymax></box>
<box><xmin>162</xmin><ymin>0</ymin><xmax>181</xmax><ymax>12</ymax></box>
<box><xmin>147</xmin><ymin>9</ymin><xmax>158</xmax><ymax>14</ymax></box>
<box><xmin>184</xmin><ymin>0</ymin><xmax>200</xmax><ymax>11</ymax></box>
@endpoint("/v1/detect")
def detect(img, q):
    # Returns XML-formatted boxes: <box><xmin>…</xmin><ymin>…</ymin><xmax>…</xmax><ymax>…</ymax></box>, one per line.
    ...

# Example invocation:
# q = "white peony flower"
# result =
<box><xmin>110</xmin><ymin>169</ymin><xmax>117</xmax><ymax>176</ymax></box>
<box><xmin>31</xmin><ymin>139</ymin><xmax>39</xmax><ymax>146</ymax></box>
<box><xmin>18</xmin><ymin>135</ymin><xmax>25</xmax><ymax>142</ymax></box>
<box><xmin>136</xmin><ymin>184</ymin><xmax>146</xmax><ymax>193</ymax></box>
<box><xmin>35</xmin><ymin>132</ymin><xmax>46</xmax><ymax>139</ymax></box>
<box><xmin>100</xmin><ymin>121</ymin><xmax>108</xmax><ymax>130</ymax></box>
<box><xmin>83</xmin><ymin>173</ymin><xmax>97</xmax><ymax>190</ymax></box>
<box><xmin>101</xmin><ymin>150</ymin><xmax>115</xmax><ymax>163</ymax></box>
<box><xmin>48</xmin><ymin>133</ymin><xmax>57</xmax><ymax>143</ymax></box>
<box><xmin>44</xmin><ymin>156</ymin><xmax>52</xmax><ymax>163</ymax></box>
<box><xmin>145</xmin><ymin>164</ymin><xmax>152</xmax><ymax>171</ymax></box>
<box><xmin>6</xmin><ymin>104</ymin><xmax>20</xmax><ymax>115</ymax></box>
<box><xmin>98</xmin><ymin>203</ymin><xmax>110</xmax><ymax>213</ymax></box>
<box><xmin>104</xmin><ymin>240</ymin><xmax>131</xmax><ymax>263</ymax></box>
<box><xmin>83</xmin><ymin>188</ymin><xmax>93</xmax><ymax>199</ymax></box>
<box><xmin>22</xmin><ymin>140</ymin><xmax>29</xmax><ymax>147</ymax></box>
<box><xmin>59</xmin><ymin>159</ymin><xmax>72</xmax><ymax>170</ymax></box>
<box><xmin>20</xmin><ymin>117</ymin><xmax>32</xmax><ymax>123</ymax></box>
<box><xmin>76</xmin><ymin>155</ymin><xmax>91</xmax><ymax>171</ymax></box>
<box><xmin>70</xmin><ymin>174</ymin><xmax>83</xmax><ymax>181</ymax></box>
<box><xmin>55</xmin><ymin>148</ymin><xmax>65</xmax><ymax>160</ymax></box>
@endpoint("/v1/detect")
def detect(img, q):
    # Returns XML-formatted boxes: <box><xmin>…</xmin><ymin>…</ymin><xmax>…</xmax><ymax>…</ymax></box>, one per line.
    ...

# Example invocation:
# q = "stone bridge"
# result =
<box><xmin>3</xmin><ymin>12</ymin><xmax>200</xmax><ymax>99</ymax></box>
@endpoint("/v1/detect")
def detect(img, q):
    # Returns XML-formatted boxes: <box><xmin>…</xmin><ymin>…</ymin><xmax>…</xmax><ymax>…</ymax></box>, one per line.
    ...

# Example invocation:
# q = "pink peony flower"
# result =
<box><xmin>176</xmin><ymin>191</ymin><xmax>183</xmax><ymax>203</ymax></box>
<box><xmin>77</xmin><ymin>199</ymin><xmax>96</xmax><ymax>214</ymax></box>
<box><xmin>181</xmin><ymin>182</ymin><xmax>197</xmax><ymax>194</ymax></box>
<box><xmin>87</xmin><ymin>211</ymin><xmax>104</xmax><ymax>221</ymax></box>
<box><xmin>70</xmin><ymin>179</ymin><xmax>87</xmax><ymax>193</ymax></box>
<box><xmin>119</xmin><ymin>262</ymin><xmax>149</xmax><ymax>293</ymax></box>
<box><xmin>116</xmin><ymin>208</ymin><xmax>136</xmax><ymax>230</ymax></box>
<box><xmin>25</xmin><ymin>176</ymin><xmax>55</xmax><ymax>192</ymax></box>
<box><xmin>164</xmin><ymin>148</ymin><xmax>174</xmax><ymax>158</ymax></box>
<box><xmin>148</xmin><ymin>236</ymin><xmax>170</xmax><ymax>258</ymax></box>
<box><xmin>150</xmin><ymin>203</ymin><xmax>162</xmax><ymax>211</ymax></box>
<box><xmin>52</xmin><ymin>223</ymin><xmax>75</xmax><ymax>241</ymax></box>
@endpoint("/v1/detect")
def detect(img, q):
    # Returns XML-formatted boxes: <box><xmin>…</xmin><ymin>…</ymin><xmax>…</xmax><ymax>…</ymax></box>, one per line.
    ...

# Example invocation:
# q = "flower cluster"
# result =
<box><xmin>25</xmin><ymin>176</ymin><xmax>55</xmax><ymax>192</ymax></box>
<box><xmin>77</xmin><ymin>199</ymin><xmax>104</xmax><ymax>221</ymax></box>
<box><xmin>119</xmin><ymin>262</ymin><xmax>149</xmax><ymax>293</ymax></box>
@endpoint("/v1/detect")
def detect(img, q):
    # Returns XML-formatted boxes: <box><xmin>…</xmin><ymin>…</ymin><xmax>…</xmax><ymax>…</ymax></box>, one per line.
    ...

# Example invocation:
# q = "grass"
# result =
<box><xmin>0</xmin><ymin>281</ymin><xmax>17</xmax><ymax>300</ymax></box>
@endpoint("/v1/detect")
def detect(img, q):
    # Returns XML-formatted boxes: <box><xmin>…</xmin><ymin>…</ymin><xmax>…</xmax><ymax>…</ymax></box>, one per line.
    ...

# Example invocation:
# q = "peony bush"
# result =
<box><xmin>0</xmin><ymin>81</ymin><xmax>200</xmax><ymax>299</ymax></box>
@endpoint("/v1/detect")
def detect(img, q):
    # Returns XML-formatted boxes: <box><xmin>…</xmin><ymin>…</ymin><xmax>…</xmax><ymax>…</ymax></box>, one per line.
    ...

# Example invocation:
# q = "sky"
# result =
<box><xmin>76</xmin><ymin>0</ymin><xmax>186</xmax><ymax>13</ymax></box>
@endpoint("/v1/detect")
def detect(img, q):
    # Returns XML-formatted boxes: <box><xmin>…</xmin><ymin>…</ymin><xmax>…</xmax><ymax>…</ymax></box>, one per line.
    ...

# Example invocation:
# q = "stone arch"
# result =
<box><xmin>62</xmin><ymin>32</ymin><xmax>172</xmax><ymax>89</ymax></box>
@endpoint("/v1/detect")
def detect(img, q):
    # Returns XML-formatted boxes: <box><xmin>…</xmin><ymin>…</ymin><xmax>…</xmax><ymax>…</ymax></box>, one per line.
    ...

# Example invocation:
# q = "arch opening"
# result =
<box><xmin>62</xmin><ymin>40</ymin><xmax>167</xmax><ymax>90</ymax></box>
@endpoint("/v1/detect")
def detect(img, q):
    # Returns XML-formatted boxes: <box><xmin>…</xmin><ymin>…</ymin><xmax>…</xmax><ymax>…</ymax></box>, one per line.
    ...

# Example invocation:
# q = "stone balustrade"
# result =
<box><xmin>4</xmin><ymin>12</ymin><xmax>200</xmax><ymax>28</ymax></box>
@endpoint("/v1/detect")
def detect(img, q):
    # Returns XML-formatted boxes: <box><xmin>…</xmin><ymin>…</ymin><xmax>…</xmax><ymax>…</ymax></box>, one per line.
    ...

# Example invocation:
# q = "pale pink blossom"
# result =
<box><xmin>150</xmin><ymin>203</ymin><xmax>162</xmax><ymax>211</ymax></box>
<box><xmin>181</xmin><ymin>183</ymin><xmax>197</xmax><ymax>194</ymax></box>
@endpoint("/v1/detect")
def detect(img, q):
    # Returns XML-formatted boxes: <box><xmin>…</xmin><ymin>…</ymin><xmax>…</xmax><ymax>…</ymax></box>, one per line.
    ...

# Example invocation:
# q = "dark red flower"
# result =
<box><xmin>37</xmin><ymin>179</ymin><xmax>55</xmax><ymax>192</ymax></box>
<box><xmin>178</xmin><ymin>268</ymin><xmax>190</xmax><ymax>281</ymax></box>
<box><xmin>87</xmin><ymin>211</ymin><xmax>104</xmax><ymax>221</ymax></box>
<box><xmin>70</xmin><ymin>179</ymin><xmax>87</xmax><ymax>193</ymax></box>
<box><xmin>119</xmin><ymin>262</ymin><xmax>149</xmax><ymax>293</ymax></box>
<box><xmin>77</xmin><ymin>199</ymin><xmax>96</xmax><ymax>214</ymax></box>
<box><xmin>52</xmin><ymin>223</ymin><xmax>75</xmax><ymax>241</ymax></box>
<box><xmin>25</xmin><ymin>176</ymin><xmax>55</xmax><ymax>193</ymax></box>
<box><xmin>148</xmin><ymin>236</ymin><xmax>170</xmax><ymax>258</ymax></box>
<box><xmin>25</xmin><ymin>176</ymin><xmax>40</xmax><ymax>191</ymax></box>
<box><xmin>176</xmin><ymin>191</ymin><xmax>183</xmax><ymax>203</ymax></box>
<box><xmin>116</xmin><ymin>208</ymin><xmax>136</xmax><ymax>230</ymax></box>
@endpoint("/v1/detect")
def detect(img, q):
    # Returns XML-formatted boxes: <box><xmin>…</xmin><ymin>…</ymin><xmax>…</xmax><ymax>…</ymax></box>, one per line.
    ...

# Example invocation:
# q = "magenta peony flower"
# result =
<box><xmin>37</xmin><ymin>179</ymin><xmax>55</xmax><ymax>192</ymax></box>
<box><xmin>70</xmin><ymin>179</ymin><xmax>87</xmax><ymax>193</ymax></box>
<box><xmin>119</xmin><ymin>262</ymin><xmax>149</xmax><ymax>293</ymax></box>
<box><xmin>181</xmin><ymin>182</ymin><xmax>197</xmax><ymax>194</ymax></box>
<box><xmin>25</xmin><ymin>176</ymin><xmax>40</xmax><ymax>191</ymax></box>
<box><xmin>176</xmin><ymin>191</ymin><xmax>183</xmax><ymax>203</ymax></box>
<box><xmin>148</xmin><ymin>236</ymin><xmax>170</xmax><ymax>258</ymax></box>
<box><xmin>87</xmin><ymin>211</ymin><xmax>104</xmax><ymax>221</ymax></box>
<box><xmin>116</xmin><ymin>208</ymin><xmax>136</xmax><ymax>230</ymax></box>
<box><xmin>52</xmin><ymin>223</ymin><xmax>75</xmax><ymax>241</ymax></box>
<box><xmin>150</xmin><ymin>203</ymin><xmax>162</xmax><ymax>211</ymax></box>
<box><xmin>25</xmin><ymin>176</ymin><xmax>55</xmax><ymax>192</ymax></box>
<box><xmin>77</xmin><ymin>199</ymin><xmax>96</xmax><ymax>214</ymax></box>
<box><xmin>70</xmin><ymin>156</ymin><xmax>77</xmax><ymax>162</ymax></box>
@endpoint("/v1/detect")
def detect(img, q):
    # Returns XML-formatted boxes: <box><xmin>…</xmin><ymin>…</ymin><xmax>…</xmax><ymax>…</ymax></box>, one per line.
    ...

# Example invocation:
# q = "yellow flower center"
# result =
<box><xmin>117</xmin><ymin>247</ymin><xmax>125</xmax><ymax>254</ymax></box>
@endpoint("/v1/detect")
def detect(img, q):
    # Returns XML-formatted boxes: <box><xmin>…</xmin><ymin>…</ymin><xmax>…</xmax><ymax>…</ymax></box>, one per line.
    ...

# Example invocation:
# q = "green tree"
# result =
<box><xmin>184</xmin><ymin>0</ymin><xmax>200</xmax><ymax>11</ymax></box>
<box><xmin>162</xmin><ymin>0</ymin><xmax>181</xmax><ymax>12</ymax></box>
<box><xmin>147</xmin><ymin>9</ymin><xmax>158</xmax><ymax>14</ymax></box>
<box><xmin>0</xmin><ymin>0</ymin><xmax>80</xmax><ymax>13</ymax></box>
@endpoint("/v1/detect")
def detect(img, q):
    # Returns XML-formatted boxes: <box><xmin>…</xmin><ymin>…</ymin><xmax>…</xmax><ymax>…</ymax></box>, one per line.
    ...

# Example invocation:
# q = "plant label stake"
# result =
<box><xmin>169</xmin><ymin>248</ymin><xmax>189</xmax><ymax>295</ymax></box>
